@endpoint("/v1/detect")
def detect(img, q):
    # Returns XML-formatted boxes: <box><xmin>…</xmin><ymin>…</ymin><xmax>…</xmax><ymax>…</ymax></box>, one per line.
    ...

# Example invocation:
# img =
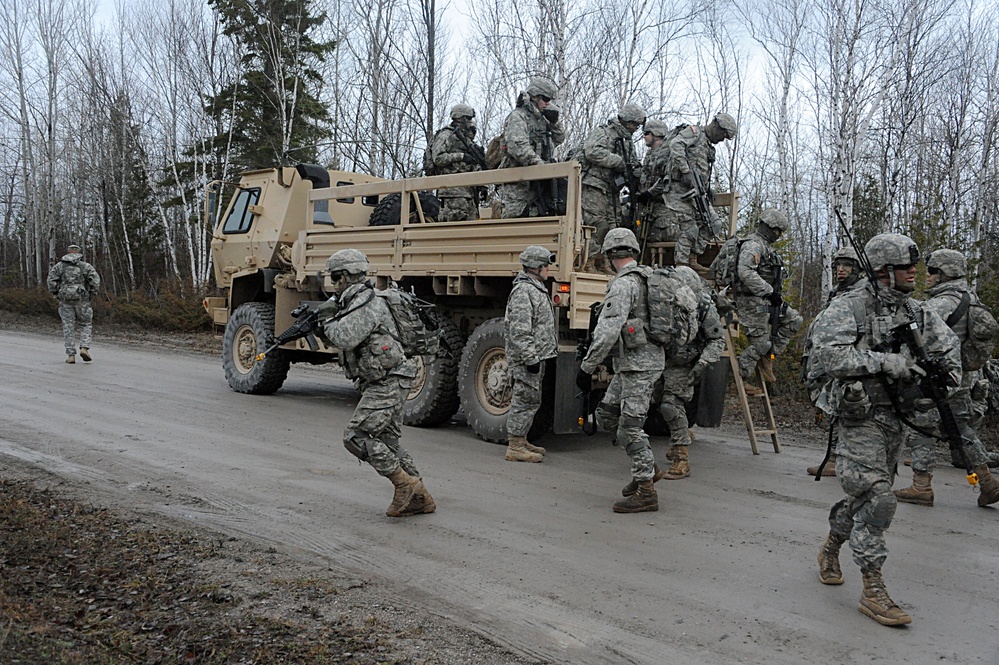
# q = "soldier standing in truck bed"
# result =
<box><xmin>428</xmin><ymin>104</ymin><xmax>484</xmax><ymax>222</ymax></box>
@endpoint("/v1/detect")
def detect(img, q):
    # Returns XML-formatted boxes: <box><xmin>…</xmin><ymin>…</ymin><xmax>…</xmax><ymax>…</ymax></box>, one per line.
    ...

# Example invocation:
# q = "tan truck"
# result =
<box><xmin>203</xmin><ymin>162</ymin><xmax>736</xmax><ymax>442</ymax></box>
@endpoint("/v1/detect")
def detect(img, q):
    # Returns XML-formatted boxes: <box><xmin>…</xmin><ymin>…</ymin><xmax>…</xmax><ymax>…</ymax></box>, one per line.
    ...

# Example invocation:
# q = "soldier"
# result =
<box><xmin>497</xmin><ymin>76</ymin><xmax>565</xmax><ymax>218</ymax></box>
<box><xmin>811</xmin><ymin>233</ymin><xmax>961</xmax><ymax>626</ymax></box>
<box><xmin>317</xmin><ymin>249</ymin><xmax>436</xmax><ymax>518</ymax></box>
<box><xmin>47</xmin><ymin>243</ymin><xmax>101</xmax><ymax>364</ymax></box>
<box><xmin>576</xmin><ymin>228</ymin><xmax>665</xmax><ymax>513</ymax></box>
<box><xmin>504</xmin><ymin>245</ymin><xmax>558</xmax><ymax>463</ymax></box>
<box><xmin>578</xmin><ymin>103</ymin><xmax>645</xmax><ymax>270</ymax></box>
<box><xmin>803</xmin><ymin>245</ymin><xmax>865</xmax><ymax>477</ymax></box>
<box><xmin>665</xmin><ymin>113</ymin><xmax>737</xmax><ymax>274</ymax></box>
<box><xmin>429</xmin><ymin>104</ymin><xmax>485</xmax><ymax>222</ymax></box>
<box><xmin>733</xmin><ymin>209</ymin><xmax>803</xmax><ymax>395</ymax></box>
<box><xmin>635</xmin><ymin>119</ymin><xmax>678</xmax><ymax>245</ymax></box>
<box><xmin>893</xmin><ymin>249</ymin><xmax>999</xmax><ymax>507</ymax></box>
<box><xmin>652</xmin><ymin>266</ymin><xmax>725</xmax><ymax>480</ymax></box>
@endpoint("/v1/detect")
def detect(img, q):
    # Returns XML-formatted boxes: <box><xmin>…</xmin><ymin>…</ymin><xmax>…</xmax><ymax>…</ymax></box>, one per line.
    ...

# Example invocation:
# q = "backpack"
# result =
<box><xmin>57</xmin><ymin>263</ymin><xmax>87</xmax><ymax>301</ymax></box>
<box><xmin>422</xmin><ymin>127</ymin><xmax>452</xmax><ymax>176</ymax></box>
<box><xmin>484</xmin><ymin>134</ymin><xmax>504</xmax><ymax>170</ymax></box>
<box><xmin>376</xmin><ymin>285</ymin><xmax>441</xmax><ymax>358</ymax></box>
<box><xmin>945</xmin><ymin>292</ymin><xmax>998</xmax><ymax>371</ymax></box>
<box><xmin>709</xmin><ymin>237</ymin><xmax>746</xmax><ymax>288</ymax></box>
<box><xmin>635</xmin><ymin>267</ymin><xmax>700</xmax><ymax>356</ymax></box>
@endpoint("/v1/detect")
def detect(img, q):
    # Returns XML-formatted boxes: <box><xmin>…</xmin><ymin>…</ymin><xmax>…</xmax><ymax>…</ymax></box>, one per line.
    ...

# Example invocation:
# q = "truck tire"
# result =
<box><xmin>368</xmin><ymin>192</ymin><xmax>441</xmax><ymax>225</ymax></box>
<box><xmin>459</xmin><ymin>318</ymin><xmax>510</xmax><ymax>443</ymax></box>
<box><xmin>404</xmin><ymin>314</ymin><xmax>464</xmax><ymax>427</ymax></box>
<box><xmin>222</xmin><ymin>302</ymin><xmax>291</xmax><ymax>395</ymax></box>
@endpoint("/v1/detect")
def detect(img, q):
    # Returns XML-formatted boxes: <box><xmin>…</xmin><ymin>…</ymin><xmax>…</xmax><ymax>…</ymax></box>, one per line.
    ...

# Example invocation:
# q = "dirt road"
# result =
<box><xmin>2</xmin><ymin>329</ymin><xmax>997</xmax><ymax>664</ymax></box>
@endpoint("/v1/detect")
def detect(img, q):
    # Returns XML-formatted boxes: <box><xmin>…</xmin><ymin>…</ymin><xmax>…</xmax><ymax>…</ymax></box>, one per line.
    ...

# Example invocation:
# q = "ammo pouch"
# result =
<box><xmin>839</xmin><ymin>381</ymin><xmax>872</xmax><ymax>424</ymax></box>
<box><xmin>621</xmin><ymin>317</ymin><xmax>649</xmax><ymax>350</ymax></box>
<box><xmin>972</xmin><ymin>378</ymin><xmax>990</xmax><ymax>402</ymax></box>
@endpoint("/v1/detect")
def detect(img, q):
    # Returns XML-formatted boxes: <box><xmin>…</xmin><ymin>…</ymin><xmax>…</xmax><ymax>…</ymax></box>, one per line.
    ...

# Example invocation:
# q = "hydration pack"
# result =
<box><xmin>377</xmin><ymin>286</ymin><xmax>441</xmax><ymax>358</ymax></box>
<box><xmin>634</xmin><ymin>267</ymin><xmax>700</xmax><ymax>357</ymax></box>
<box><xmin>709</xmin><ymin>236</ymin><xmax>747</xmax><ymax>288</ymax></box>
<box><xmin>422</xmin><ymin>127</ymin><xmax>452</xmax><ymax>176</ymax></box>
<box><xmin>946</xmin><ymin>292</ymin><xmax>998</xmax><ymax>371</ymax></box>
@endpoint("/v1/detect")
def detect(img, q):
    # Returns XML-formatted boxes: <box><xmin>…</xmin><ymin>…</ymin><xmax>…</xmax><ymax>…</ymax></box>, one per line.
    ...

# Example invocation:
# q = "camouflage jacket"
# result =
<box><xmin>499</xmin><ymin>93</ymin><xmax>565</xmax><ymax>168</ymax></box>
<box><xmin>580</xmin><ymin>119</ymin><xmax>640</xmax><ymax>192</ymax></box>
<box><xmin>924</xmin><ymin>279</ymin><xmax>975</xmax><ymax>339</ymax></box>
<box><xmin>323</xmin><ymin>282</ymin><xmax>416</xmax><ymax>383</ymax></box>
<box><xmin>810</xmin><ymin>281</ymin><xmax>961</xmax><ymax>411</ymax></box>
<box><xmin>735</xmin><ymin>233</ymin><xmax>782</xmax><ymax>297</ymax></box>
<box><xmin>47</xmin><ymin>253</ymin><xmax>101</xmax><ymax>302</ymax></box>
<box><xmin>804</xmin><ymin>278</ymin><xmax>866</xmax><ymax>408</ymax></box>
<box><xmin>504</xmin><ymin>271</ymin><xmax>557</xmax><ymax>366</ymax></box>
<box><xmin>581</xmin><ymin>261</ymin><xmax>665</xmax><ymax>374</ymax></box>
<box><xmin>666</xmin><ymin>124</ymin><xmax>715</xmax><ymax>181</ymax></box>
<box><xmin>431</xmin><ymin>126</ymin><xmax>483</xmax><ymax>175</ymax></box>
<box><xmin>670</xmin><ymin>288</ymin><xmax>725</xmax><ymax>368</ymax></box>
<box><xmin>639</xmin><ymin>140</ymin><xmax>671</xmax><ymax>202</ymax></box>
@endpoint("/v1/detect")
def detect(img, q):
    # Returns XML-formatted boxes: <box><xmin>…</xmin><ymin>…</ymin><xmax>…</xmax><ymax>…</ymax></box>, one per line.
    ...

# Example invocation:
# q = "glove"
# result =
<box><xmin>689</xmin><ymin>360</ymin><xmax>709</xmax><ymax>384</ymax></box>
<box><xmin>575</xmin><ymin>368</ymin><xmax>593</xmax><ymax>392</ymax></box>
<box><xmin>463</xmin><ymin>152</ymin><xmax>479</xmax><ymax>164</ymax></box>
<box><xmin>526</xmin><ymin>362</ymin><xmax>540</xmax><ymax>374</ymax></box>
<box><xmin>881</xmin><ymin>353</ymin><xmax>927</xmax><ymax>380</ymax></box>
<box><xmin>679</xmin><ymin>171</ymin><xmax>696</xmax><ymax>189</ymax></box>
<box><xmin>543</xmin><ymin>107</ymin><xmax>560</xmax><ymax>123</ymax></box>
<box><xmin>315</xmin><ymin>295</ymin><xmax>340</xmax><ymax>321</ymax></box>
<box><xmin>768</xmin><ymin>290</ymin><xmax>783</xmax><ymax>307</ymax></box>
<box><xmin>636</xmin><ymin>190</ymin><xmax>653</xmax><ymax>204</ymax></box>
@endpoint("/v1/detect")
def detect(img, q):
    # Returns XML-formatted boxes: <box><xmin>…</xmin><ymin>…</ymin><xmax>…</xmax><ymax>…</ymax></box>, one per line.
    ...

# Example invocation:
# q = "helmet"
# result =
<box><xmin>925</xmin><ymin>248</ymin><xmax>966</xmax><ymax>278</ymax></box>
<box><xmin>673</xmin><ymin>265</ymin><xmax>703</xmax><ymax>293</ymax></box>
<box><xmin>450</xmin><ymin>104</ymin><xmax>475</xmax><ymax>120</ymax></box>
<box><xmin>326</xmin><ymin>248</ymin><xmax>369</xmax><ymax>276</ymax></box>
<box><xmin>864</xmin><ymin>233</ymin><xmax>920</xmax><ymax>272</ymax></box>
<box><xmin>618</xmin><ymin>103</ymin><xmax>647</xmax><ymax>126</ymax></box>
<box><xmin>643</xmin><ymin>119</ymin><xmax>669</xmax><ymax>138</ymax></box>
<box><xmin>833</xmin><ymin>246</ymin><xmax>859</xmax><ymax>263</ymax></box>
<box><xmin>519</xmin><ymin>245</ymin><xmax>556</xmax><ymax>269</ymax></box>
<box><xmin>526</xmin><ymin>76</ymin><xmax>558</xmax><ymax>100</ymax></box>
<box><xmin>759</xmin><ymin>208</ymin><xmax>789</xmax><ymax>233</ymax></box>
<box><xmin>67</xmin><ymin>244</ymin><xmax>82</xmax><ymax>252</ymax></box>
<box><xmin>601</xmin><ymin>228</ymin><xmax>641</xmax><ymax>254</ymax></box>
<box><xmin>713</xmin><ymin>112</ymin><xmax>738</xmax><ymax>139</ymax></box>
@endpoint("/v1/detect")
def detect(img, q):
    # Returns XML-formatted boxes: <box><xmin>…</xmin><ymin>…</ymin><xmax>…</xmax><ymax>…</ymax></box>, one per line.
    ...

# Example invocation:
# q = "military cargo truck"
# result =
<box><xmin>203</xmin><ymin>162</ymin><xmax>737</xmax><ymax>442</ymax></box>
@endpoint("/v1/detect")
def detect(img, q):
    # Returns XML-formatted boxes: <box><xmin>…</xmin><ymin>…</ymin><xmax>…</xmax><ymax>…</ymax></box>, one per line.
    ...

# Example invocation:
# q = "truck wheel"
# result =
<box><xmin>222</xmin><ymin>302</ymin><xmax>290</xmax><ymax>395</ymax></box>
<box><xmin>368</xmin><ymin>192</ymin><xmax>441</xmax><ymax>225</ymax></box>
<box><xmin>459</xmin><ymin>318</ymin><xmax>510</xmax><ymax>443</ymax></box>
<box><xmin>404</xmin><ymin>314</ymin><xmax>464</xmax><ymax>427</ymax></box>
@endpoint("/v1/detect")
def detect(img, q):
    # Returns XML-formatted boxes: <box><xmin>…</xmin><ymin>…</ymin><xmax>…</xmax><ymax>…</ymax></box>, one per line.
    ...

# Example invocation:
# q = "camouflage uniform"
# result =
<box><xmin>734</xmin><ymin>226</ymin><xmax>803</xmax><ymax>380</ymax></box>
<box><xmin>430</xmin><ymin>109</ymin><xmax>483</xmax><ymax>222</ymax></box>
<box><xmin>581</xmin><ymin>261</ymin><xmax>665</xmax><ymax>482</ymax></box>
<box><xmin>47</xmin><ymin>249</ymin><xmax>101</xmax><ymax>358</ymax></box>
<box><xmin>504</xmin><ymin>269</ymin><xmax>557</xmax><ymax>438</ymax></box>
<box><xmin>498</xmin><ymin>85</ymin><xmax>565</xmax><ymax>218</ymax></box>
<box><xmin>638</xmin><ymin>122</ymin><xmax>678</xmax><ymax>243</ymax></box>
<box><xmin>580</xmin><ymin>113</ymin><xmax>642</xmax><ymax>256</ymax></box>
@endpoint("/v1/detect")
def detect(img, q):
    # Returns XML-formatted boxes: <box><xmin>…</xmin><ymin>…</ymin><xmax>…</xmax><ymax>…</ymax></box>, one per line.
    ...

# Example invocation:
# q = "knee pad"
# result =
<box><xmin>595</xmin><ymin>403</ymin><xmax>620</xmax><ymax>432</ymax></box>
<box><xmin>343</xmin><ymin>429</ymin><xmax>375</xmax><ymax>461</ymax></box>
<box><xmin>659</xmin><ymin>401</ymin><xmax>681</xmax><ymax>423</ymax></box>
<box><xmin>863</xmin><ymin>484</ymin><xmax>897</xmax><ymax>529</ymax></box>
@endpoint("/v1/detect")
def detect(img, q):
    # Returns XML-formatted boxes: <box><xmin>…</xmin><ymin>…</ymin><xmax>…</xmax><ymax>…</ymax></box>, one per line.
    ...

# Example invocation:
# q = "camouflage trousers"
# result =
<box><xmin>735</xmin><ymin>295</ymin><xmax>803</xmax><ymax>379</ymax></box>
<box><xmin>663</xmin><ymin>193</ymin><xmax>715</xmax><ymax>264</ymax></box>
<box><xmin>659</xmin><ymin>366</ymin><xmax>694</xmax><ymax>446</ymax></box>
<box><xmin>58</xmin><ymin>300</ymin><xmax>94</xmax><ymax>355</ymax></box>
<box><xmin>905</xmin><ymin>378</ymin><xmax>991</xmax><ymax>473</ymax></box>
<box><xmin>596</xmin><ymin>369</ymin><xmax>659</xmax><ymax>481</ymax></box>
<box><xmin>345</xmin><ymin>373</ymin><xmax>419</xmax><ymax>478</ymax></box>
<box><xmin>506</xmin><ymin>362</ymin><xmax>544</xmax><ymax>438</ymax></box>
<box><xmin>582</xmin><ymin>185</ymin><xmax>618</xmax><ymax>256</ymax></box>
<box><xmin>437</xmin><ymin>195</ymin><xmax>478</xmax><ymax>222</ymax></box>
<box><xmin>499</xmin><ymin>182</ymin><xmax>546</xmax><ymax>218</ymax></box>
<box><xmin>829</xmin><ymin>407</ymin><xmax>904</xmax><ymax>573</ymax></box>
<box><xmin>640</xmin><ymin>202</ymin><xmax>680</xmax><ymax>244</ymax></box>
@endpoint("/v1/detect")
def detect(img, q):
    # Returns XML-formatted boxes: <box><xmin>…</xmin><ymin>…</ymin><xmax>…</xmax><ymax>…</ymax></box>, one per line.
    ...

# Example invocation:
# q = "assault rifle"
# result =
<box><xmin>683</xmin><ymin>157</ymin><xmax>724</xmax><ymax>240</ymax></box>
<box><xmin>451</xmin><ymin>131</ymin><xmax>489</xmax><ymax>209</ymax></box>
<box><xmin>767</xmin><ymin>262</ymin><xmax>787</xmax><ymax>367</ymax></box>
<box><xmin>256</xmin><ymin>303</ymin><xmax>319</xmax><ymax>361</ymax></box>
<box><xmin>615</xmin><ymin>137</ymin><xmax>640</xmax><ymax>234</ymax></box>
<box><xmin>575</xmin><ymin>302</ymin><xmax>603</xmax><ymax>436</ymax></box>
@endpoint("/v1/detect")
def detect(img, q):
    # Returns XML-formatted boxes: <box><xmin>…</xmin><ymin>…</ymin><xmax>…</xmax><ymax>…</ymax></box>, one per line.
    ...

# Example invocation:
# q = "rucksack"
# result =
<box><xmin>709</xmin><ymin>237</ymin><xmax>746</xmax><ymax>288</ymax></box>
<box><xmin>57</xmin><ymin>262</ymin><xmax>87</xmax><ymax>301</ymax></box>
<box><xmin>422</xmin><ymin>127</ymin><xmax>452</xmax><ymax>176</ymax></box>
<box><xmin>634</xmin><ymin>267</ymin><xmax>700</xmax><ymax>356</ymax></box>
<box><xmin>484</xmin><ymin>134</ymin><xmax>504</xmax><ymax>170</ymax></box>
<box><xmin>376</xmin><ymin>285</ymin><xmax>441</xmax><ymax>358</ymax></box>
<box><xmin>945</xmin><ymin>292</ymin><xmax>998</xmax><ymax>371</ymax></box>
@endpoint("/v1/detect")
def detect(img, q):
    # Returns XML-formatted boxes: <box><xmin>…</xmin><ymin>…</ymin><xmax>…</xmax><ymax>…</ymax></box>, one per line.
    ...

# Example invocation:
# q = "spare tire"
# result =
<box><xmin>369</xmin><ymin>192</ymin><xmax>441</xmax><ymax>225</ymax></box>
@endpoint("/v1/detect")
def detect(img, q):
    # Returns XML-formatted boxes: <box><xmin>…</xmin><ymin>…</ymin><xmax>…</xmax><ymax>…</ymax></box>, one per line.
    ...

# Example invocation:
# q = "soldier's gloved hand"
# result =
<box><xmin>679</xmin><ymin>171</ymin><xmax>696</xmax><ymax>189</ymax></box>
<box><xmin>315</xmin><ymin>295</ymin><xmax>340</xmax><ymax>322</ymax></box>
<box><xmin>463</xmin><ymin>152</ymin><xmax>479</xmax><ymax>164</ymax></box>
<box><xmin>575</xmin><ymin>368</ymin><xmax>593</xmax><ymax>392</ymax></box>
<box><xmin>768</xmin><ymin>290</ymin><xmax>783</xmax><ymax>307</ymax></box>
<box><xmin>689</xmin><ymin>359</ymin><xmax>709</xmax><ymax>384</ymax></box>
<box><xmin>881</xmin><ymin>354</ymin><xmax>927</xmax><ymax>380</ymax></box>
<box><xmin>636</xmin><ymin>190</ymin><xmax>653</xmax><ymax>204</ymax></box>
<box><xmin>543</xmin><ymin>107</ymin><xmax>560</xmax><ymax>124</ymax></box>
<box><xmin>526</xmin><ymin>362</ymin><xmax>540</xmax><ymax>374</ymax></box>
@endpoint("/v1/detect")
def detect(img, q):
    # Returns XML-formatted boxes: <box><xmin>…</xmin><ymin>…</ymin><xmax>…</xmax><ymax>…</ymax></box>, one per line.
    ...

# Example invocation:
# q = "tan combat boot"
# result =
<box><xmin>817</xmin><ymin>533</ymin><xmax>845</xmax><ymax>585</ymax></box>
<box><xmin>398</xmin><ymin>479</ymin><xmax>437</xmax><ymax>516</ymax></box>
<box><xmin>893</xmin><ymin>471</ymin><xmax>933</xmax><ymax>506</ymax></box>
<box><xmin>505</xmin><ymin>435</ymin><xmax>543</xmax><ymax>463</ymax></box>
<box><xmin>807</xmin><ymin>453</ymin><xmax>837</xmax><ymax>477</ymax></box>
<box><xmin>742</xmin><ymin>382</ymin><xmax>764</xmax><ymax>397</ymax></box>
<box><xmin>386</xmin><ymin>468</ymin><xmax>421</xmax><ymax>517</ymax></box>
<box><xmin>664</xmin><ymin>445</ymin><xmax>690</xmax><ymax>480</ymax></box>
<box><xmin>758</xmin><ymin>355</ymin><xmax>777</xmax><ymax>383</ymax></box>
<box><xmin>621</xmin><ymin>464</ymin><xmax>665</xmax><ymax>496</ymax></box>
<box><xmin>613</xmin><ymin>480</ymin><xmax>659</xmax><ymax>513</ymax></box>
<box><xmin>688</xmin><ymin>257</ymin><xmax>712</xmax><ymax>277</ymax></box>
<box><xmin>975</xmin><ymin>465</ymin><xmax>999</xmax><ymax>507</ymax></box>
<box><xmin>79</xmin><ymin>347</ymin><xmax>92</xmax><ymax>362</ymax></box>
<box><xmin>523</xmin><ymin>439</ymin><xmax>546</xmax><ymax>456</ymax></box>
<box><xmin>859</xmin><ymin>569</ymin><xmax>912</xmax><ymax>626</ymax></box>
<box><xmin>65</xmin><ymin>354</ymin><xmax>76</xmax><ymax>364</ymax></box>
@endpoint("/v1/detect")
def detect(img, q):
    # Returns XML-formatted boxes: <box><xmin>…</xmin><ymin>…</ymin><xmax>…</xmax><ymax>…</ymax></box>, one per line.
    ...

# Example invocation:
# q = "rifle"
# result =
<box><xmin>614</xmin><ymin>137</ymin><xmax>640</xmax><ymax>234</ymax></box>
<box><xmin>576</xmin><ymin>302</ymin><xmax>602</xmax><ymax>435</ymax></box>
<box><xmin>832</xmin><ymin>210</ymin><xmax>976</xmax><ymax>486</ymax></box>
<box><xmin>255</xmin><ymin>303</ymin><xmax>319</xmax><ymax>361</ymax></box>
<box><xmin>683</xmin><ymin>157</ymin><xmax>724</xmax><ymax>240</ymax></box>
<box><xmin>767</xmin><ymin>261</ymin><xmax>788</xmax><ymax>366</ymax></box>
<box><xmin>451</xmin><ymin>131</ymin><xmax>488</xmax><ymax>208</ymax></box>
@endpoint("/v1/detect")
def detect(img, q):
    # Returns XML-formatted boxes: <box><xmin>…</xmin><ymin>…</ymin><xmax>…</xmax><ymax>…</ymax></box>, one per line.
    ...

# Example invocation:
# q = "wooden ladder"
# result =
<box><xmin>723</xmin><ymin>324</ymin><xmax>781</xmax><ymax>454</ymax></box>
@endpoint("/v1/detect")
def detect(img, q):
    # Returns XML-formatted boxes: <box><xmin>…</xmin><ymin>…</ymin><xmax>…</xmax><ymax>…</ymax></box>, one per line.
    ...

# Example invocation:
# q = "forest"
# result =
<box><xmin>1</xmin><ymin>0</ymin><xmax>997</xmax><ymax>323</ymax></box>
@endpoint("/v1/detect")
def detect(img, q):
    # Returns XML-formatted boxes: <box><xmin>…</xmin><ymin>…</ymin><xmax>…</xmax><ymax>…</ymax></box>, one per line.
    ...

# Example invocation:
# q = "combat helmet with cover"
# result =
<box><xmin>450</xmin><ymin>104</ymin><xmax>475</xmax><ymax>120</ymax></box>
<box><xmin>833</xmin><ymin>246</ymin><xmax>859</xmax><ymax>265</ymax></box>
<box><xmin>759</xmin><ymin>208</ymin><xmax>789</xmax><ymax>233</ymax></box>
<box><xmin>643</xmin><ymin>119</ymin><xmax>669</xmax><ymax>138</ymax></box>
<box><xmin>326</xmin><ymin>248</ymin><xmax>369</xmax><ymax>276</ymax></box>
<box><xmin>864</xmin><ymin>233</ymin><xmax>920</xmax><ymax>272</ymax></box>
<box><xmin>519</xmin><ymin>245</ymin><xmax>555</xmax><ymax>269</ymax></box>
<box><xmin>618</xmin><ymin>103</ymin><xmax>647</xmax><ymax>127</ymax></box>
<box><xmin>713</xmin><ymin>112</ymin><xmax>738</xmax><ymax>139</ymax></box>
<box><xmin>602</xmin><ymin>227</ymin><xmax>641</xmax><ymax>256</ymax></box>
<box><xmin>526</xmin><ymin>76</ymin><xmax>558</xmax><ymax>100</ymax></box>
<box><xmin>926</xmin><ymin>249</ymin><xmax>966</xmax><ymax>278</ymax></box>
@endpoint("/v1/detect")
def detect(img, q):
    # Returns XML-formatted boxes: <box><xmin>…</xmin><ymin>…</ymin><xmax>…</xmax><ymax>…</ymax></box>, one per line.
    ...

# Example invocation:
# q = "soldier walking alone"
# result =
<box><xmin>47</xmin><ymin>243</ymin><xmax>101</xmax><ymax>364</ymax></box>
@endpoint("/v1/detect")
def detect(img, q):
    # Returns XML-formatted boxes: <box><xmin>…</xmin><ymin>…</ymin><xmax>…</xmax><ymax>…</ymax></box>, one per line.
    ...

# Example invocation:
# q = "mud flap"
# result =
<box><xmin>695</xmin><ymin>358</ymin><xmax>728</xmax><ymax>427</ymax></box>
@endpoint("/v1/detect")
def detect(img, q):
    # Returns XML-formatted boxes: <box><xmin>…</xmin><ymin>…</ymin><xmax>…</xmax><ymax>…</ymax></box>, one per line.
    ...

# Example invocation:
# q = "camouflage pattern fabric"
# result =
<box><xmin>58</xmin><ymin>301</ymin><xmax>94</xmax><ymax>355</ymax></box>
<box><xmin>430</xmin><ymin>125</ymin><xmax>482</xmax><ymax>221</ymax></box>
<box><xmin>802</xmin><ymin>277</ymin><xmax>866</xmax><ymax>406</ymax></box>
<box><xmin>345</xmin><ymin>373</ymin><xmax>418</xmax><ymax>477</ymax></box>
<box><xmin>812</xmin><ymin>281</ymin><xmax>961</xmax><ymax>573</ymax></box>
<box><xmin>439</xmin><ymin>197</ymin><xmax>479</xmax><ymax>223</ymax></box>
<box><xmin>581</xmin><ymin>260</ymin><xmax>665</xmax><ymax>480</ymax></box>
<box><xmin>639</xmin><ymin>139</ymin><xmax>678</xmax><ymax>243</ymax></box>
<box><xmin>581</xmin><ymin>186</ymin><xmax>619</xmax><ymax>254</ymax></box>
<box><xmin>504</xmin><ymin>271</ymin><xmax>557</xmax><ymax>437</ymax></box>
<box><xmin>580</xmin><ymin>119</ymin><xmax>640</xmax><ymax>254</ymax></box>
<box><xmin>734</xmin><ymin>233</ymin><xmax>802</xmax><ymax>378</ymax></box>
<box><xmin>664</xmin><ymin>125</ymin><xmax>717</xmax><ymax>263</ymax></box>
<box><xmin>498</xmin><ymin>92</ymin><xmax>564</xmax><ymax>219</ymax></box>
<box><xmin>47</xmin><ymin>252</ymin><xmax>101</xmax><ymax>355</ymax></box>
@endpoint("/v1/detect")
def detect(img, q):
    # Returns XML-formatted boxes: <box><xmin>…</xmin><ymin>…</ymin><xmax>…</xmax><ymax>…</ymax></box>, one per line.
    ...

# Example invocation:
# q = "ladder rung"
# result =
<box><xmin>753</xmin><ymin>429</ymin><xmax>776</xmax><ymax>435</ymax></box>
